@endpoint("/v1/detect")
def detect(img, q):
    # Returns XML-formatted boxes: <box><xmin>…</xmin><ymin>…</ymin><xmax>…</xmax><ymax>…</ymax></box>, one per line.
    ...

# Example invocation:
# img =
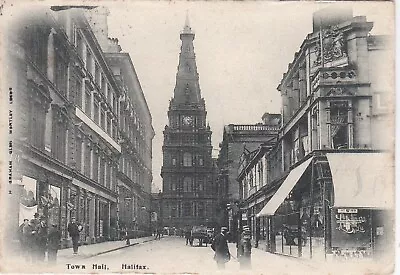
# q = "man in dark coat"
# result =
<box><xmin>22</xmin><ymin>219</ymin><xmax>34</xmax><ymax>262</ymax></box>
<box><xmin>67</xmin><ymin>218</ymin><xmax>81</xmax><ymax>254</ymax></box>
<box><xmin>47</xmin><ymin>224</ymin><xmax>61</xmax><ymax>264</ymax></box>
<box><xmin>211</xmin><ymin>227</ymin><xmax>231</xmax><ymax>269</ymax></box>
<box><xmin>36</xmin><ymin>217</ymin><xmax>48</xmax><ymax>261</ymax></box>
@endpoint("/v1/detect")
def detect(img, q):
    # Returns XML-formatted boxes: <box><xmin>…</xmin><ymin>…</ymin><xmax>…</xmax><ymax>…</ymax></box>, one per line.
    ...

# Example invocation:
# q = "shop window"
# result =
<box><xmin>183</xmin><ymin>152</ymin><xmax>192</xmax><ymax>167</ymax></box>
<box><xmin>330</xmin><ymin>101</ymin><xmax>349</xmax><ymax>149</ymax></box>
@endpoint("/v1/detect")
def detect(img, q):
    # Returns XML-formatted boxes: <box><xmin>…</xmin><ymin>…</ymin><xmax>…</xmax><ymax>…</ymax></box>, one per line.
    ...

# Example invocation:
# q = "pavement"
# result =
<box><xmin>57</xmin><ymin>235</ymin><xmax>156</xmax><ymax>262</ymax></box>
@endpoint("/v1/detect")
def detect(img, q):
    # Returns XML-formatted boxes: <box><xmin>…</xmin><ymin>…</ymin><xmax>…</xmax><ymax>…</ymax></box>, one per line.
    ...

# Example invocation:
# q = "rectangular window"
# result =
<box><xmin>54</xmin><ymin>50</ymin><xmax>68</xmax><ymax>96</ymax></box>
<box><xmin>99</xmin><ymin>157</ymin><xmax>105</xmax><ymax>186</ymax></box>
<box><xmin>93</xmin><ymin>150</ymin><xmax>99</xmax><ymax>182</ymax></box>
<box><xmin>51</xmin><ymin>116</ymin><xmax>67</xmax><ymax>163</ymax></box>
<box><xmin>75</xmin><ymin>136</ymin><xmax>82</xmax><ymax>172</ymax></box>
<box><xmin>107</xmin><ymin>116</ymin><xmax>111</xmax><ymax>135</ymax></box>
<box><xmin>86</xmin><ymin>50</ymin><xmax>92</xmax><ymax>75</ymax></box>
<box><xmin>74</xmin><ymin>79</ymin><xmax>82</xmax><ymax>108</ymax></box>
<box><xmin>84</xmin><ymin>143</ymin><xmax>91</xmax><ymax>177</ymax></box>
<box><xmin>330</xmin><ymin>101</ymin><xmax>349</xmax><ymax>149</ymax></box>
<box><xmin>85</xmin><ymin>88</ymin><xmax>91</xmax><ymax>117</ymax></box>
<box><xmin>101</xmin><ymin>110</ymin><xmax>105</xmax><ymax>129</ymax></box>
<box><xmin>94</xmin><ymin>99</ymin><xmax>99</xmax><ymax>124</ymax></box>
<box><xmin>183</xmin><ymin>203</ymin><xmax>191</xmax><ymax>217</ymax></box>
<box><xmin>76</xmin><ymin>33</ymin><xmax>83</xmax><ymax>58</ymax></box>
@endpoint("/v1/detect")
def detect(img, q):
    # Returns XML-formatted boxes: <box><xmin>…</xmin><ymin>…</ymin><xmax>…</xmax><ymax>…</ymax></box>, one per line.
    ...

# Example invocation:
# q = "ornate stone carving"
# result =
<box><xmin>314</xmin><ymin>27</ymin><xmax>347</xmax><ymax>66</ymax></box>
<box><xmin>327</xmin><ymin>87</ymin><xmax>353</xmax><ymax>97</ymax></box>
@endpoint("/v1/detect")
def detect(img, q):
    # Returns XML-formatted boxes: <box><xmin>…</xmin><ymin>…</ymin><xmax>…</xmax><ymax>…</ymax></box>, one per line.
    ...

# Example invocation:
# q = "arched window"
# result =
<box><xmin>183</xmin><ymin>152</ymin><xmax>192</xmax><ymax>167</ymax></box>
<box><xmin>183</xmin><ymin>177</ymin><xmax>192</xmax><ymax>192</ymax></box>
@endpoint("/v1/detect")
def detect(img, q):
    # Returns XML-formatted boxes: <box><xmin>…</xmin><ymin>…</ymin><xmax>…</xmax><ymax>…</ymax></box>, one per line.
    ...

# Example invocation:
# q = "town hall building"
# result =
<box><xmin>160</xmin><ymin>17</ymin><xmax>218</xmax><ymax>229</ymax></box>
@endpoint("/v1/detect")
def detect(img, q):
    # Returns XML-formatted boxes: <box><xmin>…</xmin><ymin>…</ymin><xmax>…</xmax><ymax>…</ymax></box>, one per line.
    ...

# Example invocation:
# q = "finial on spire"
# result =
<box><xmin>185</xmin><ymin>10</ymin><xmax>190</xmax><ymax>28</ymax></box>
<box><xmin>182</xmin><ymin>11</ymin><xmax>193</xmax><ymax>34</ymax></box>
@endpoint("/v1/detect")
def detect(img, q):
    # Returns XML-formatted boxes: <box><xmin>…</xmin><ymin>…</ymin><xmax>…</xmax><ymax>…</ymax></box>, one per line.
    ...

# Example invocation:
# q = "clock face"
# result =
<box><xmin>183</xmin><ymin>116</ymin><xmax>193</xmax><ymax>125</ymax></box>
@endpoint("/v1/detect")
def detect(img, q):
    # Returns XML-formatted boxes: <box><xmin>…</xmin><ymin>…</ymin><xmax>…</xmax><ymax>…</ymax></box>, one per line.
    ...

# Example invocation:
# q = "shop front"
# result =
<box><xmin>257</xmin><ymin>152</ymin><xmax>393</xmax><ymax>260</ymax></box>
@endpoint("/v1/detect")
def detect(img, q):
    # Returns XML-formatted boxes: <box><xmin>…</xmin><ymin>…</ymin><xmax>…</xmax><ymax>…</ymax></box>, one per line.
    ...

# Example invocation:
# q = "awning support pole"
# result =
<box><xmin>309</xmin><ymin>158</ymin><xmax>314</xmax><ymax>259</ymax></box>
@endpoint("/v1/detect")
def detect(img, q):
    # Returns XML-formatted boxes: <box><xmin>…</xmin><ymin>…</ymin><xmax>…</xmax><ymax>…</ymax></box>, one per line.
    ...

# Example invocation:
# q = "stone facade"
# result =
<box><xmin>5</xmin><ymin>7</ymin><xmax>154</xmax><ymax>248</ymax></box>
<box><xmin>242</xmin><ymin>8</ymin><xmax>394</xmax><ymax>260</ymax></box>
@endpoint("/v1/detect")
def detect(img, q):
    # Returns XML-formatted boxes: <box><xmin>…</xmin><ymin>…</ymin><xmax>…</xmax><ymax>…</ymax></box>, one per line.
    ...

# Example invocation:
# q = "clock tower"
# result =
<box><xmin>160</xmin><ymin>16</ymin><xmax>217</xmax><ymax>229</ymax></box>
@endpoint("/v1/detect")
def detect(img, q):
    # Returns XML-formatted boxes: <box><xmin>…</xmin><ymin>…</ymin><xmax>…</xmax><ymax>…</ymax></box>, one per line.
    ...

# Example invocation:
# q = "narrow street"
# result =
<box><xmin>57</xmin><ymin>237</ymin><xmax>322</xmax><ymax>274</ymax></box>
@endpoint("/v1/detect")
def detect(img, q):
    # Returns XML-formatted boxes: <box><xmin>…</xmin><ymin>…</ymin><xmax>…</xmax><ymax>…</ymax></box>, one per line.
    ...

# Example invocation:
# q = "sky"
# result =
<box><xmin>105</xmin><ymin>1</ymin><xmax>393</xmax><ymax>192</ymax></box>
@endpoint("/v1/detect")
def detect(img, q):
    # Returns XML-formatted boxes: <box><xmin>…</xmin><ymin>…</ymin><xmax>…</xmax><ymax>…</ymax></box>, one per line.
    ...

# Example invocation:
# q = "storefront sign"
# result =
<box><xmin>337</xmin><ymin>208</ymin><xmax>358</xmax><ymax>214</ymax></box>
<box><xmin>335</xmin><ymin>212</ymin><xmax>366</xmax><ymax>234</ymax></box>
<box><xmin>331</xmin><ymin>209</ymin><xmax>371</xmax><ymax>250</ymax></box>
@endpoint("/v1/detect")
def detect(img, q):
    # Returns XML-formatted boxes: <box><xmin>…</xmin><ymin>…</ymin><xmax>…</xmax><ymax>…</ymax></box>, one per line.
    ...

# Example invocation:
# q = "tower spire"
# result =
<box><xmin>182</xmin><ymin>11</ymin><xmax>193</xmax><ymax>34</ymax></box>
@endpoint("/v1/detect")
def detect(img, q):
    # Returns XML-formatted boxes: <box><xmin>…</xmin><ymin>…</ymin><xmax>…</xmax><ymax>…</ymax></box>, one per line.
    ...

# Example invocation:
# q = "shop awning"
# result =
<box><xmin>256</xmin><ymin>158</ymin><xmax>313</xmax><ymax>217</ymax></box>
<box><xmin>326</xmin><ymin>153</ymin><xmax>394</xmax><ymax>209</ymax></box>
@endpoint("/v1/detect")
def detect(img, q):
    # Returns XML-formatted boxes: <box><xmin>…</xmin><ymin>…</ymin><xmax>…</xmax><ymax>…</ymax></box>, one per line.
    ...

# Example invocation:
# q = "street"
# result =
<box><xmin>4</xmin><ymin>236</ymin><xmax>393</xmax><ymax>274</ymax></box>
<box><xmin>58</xmin><ymin>236</ymin><xmax>321</xmax><ymax>274</ymax></box>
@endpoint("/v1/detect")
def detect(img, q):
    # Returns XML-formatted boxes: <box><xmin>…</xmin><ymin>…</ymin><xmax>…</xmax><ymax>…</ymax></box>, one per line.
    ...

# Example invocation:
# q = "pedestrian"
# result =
<box><xmin>211</xmin><ymin>227</ymin><xmax>231</xmax><ymax>269</ymax></box>
<box><xmin>47</xmin><ymin>224</ymin><xmax>61</xmax><ymax>264</ymax></box>
<box><xmin>185</xmin><ymin>228</ymin><xmax>191</xmax><ymax>245</ymax></box>
<box><xmin>36</xmin><ymin>217</ymin><xmax>48</xmax><ymax>261</ymax></box>
<box><xmin>23</xmin><ymin>220</ymin><xmax>36</xmax><ymax>262</ymax></box>
<box><xmin>18</xmin><ymin>219</ymin><xmax>29</xmax><ymax>255</ymax></box>
<box><xmin>19</xmin><ymin>219</ymin><xmax>30</xmax><ymax>261</ymax></box>
<box><xmin>67</xmin><ymin>217</ymin><xmax>82</xmax><ymax>255</ymax></box>
<box><xmin>155</xmin><ymin>228</ymin><xmax>161</xmax><ymax>240</ymax></box>
<box><xmin>238</xmin><ymin>226</ymin><xmax>252</xmax><ymax>269</ymax></box>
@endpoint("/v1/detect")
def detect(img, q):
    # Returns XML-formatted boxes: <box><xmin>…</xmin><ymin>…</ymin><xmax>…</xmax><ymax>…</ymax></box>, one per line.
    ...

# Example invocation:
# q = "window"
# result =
<box><xmin>95</xmin><ymin>63</ymin><xmax>100</xmax><ymax>86</ymax></box>
<box><xmin>76</xmin><ymin>33</ymin><xmax>83</xmax><ymax>59</ymax></box>
<box><xmin>99</xmin><ymin>157</ymin><xmax>105</xmax><ymax>186</ymax></box>
<box><xmin>51</xmin><ymin>111</ymin><xmax>67</xmax><ymax>163</ymax></box>
<box><xmin>92</xmin><ymin>149</ymin><xmax>99</xmax><ymax>182</ymax></box>
<box><xmin>26</xmin><ymin>26</ymin><xmax>48</xmax><ymax>73</ymax></box>
<box><xmin>171</xmin><ymin>205</ymin><xmax>177</xmax><ymax>218</ymax></box>
<box><xmin>183</xmin><ymin>152</ymin><xmax>192</xmax><ymax>167</ymax></box>
<box><xmin>172</xmin><ymin>157</ymin><xmax>177</xmax><ymax>166</ymax></box>
<box><xmin>84</xmin><ymin>88</ymin><xmax>91</xmax><ymax>117</ymax></box>
<box><xmin>183</xmin><ymin>202</ymin><xmax>191</xmax><ymax>217</ymax></box>
<box><xmin>94</xmin><ymin>99</ymin><xmax>99</xmax><ymax>124</ymax></box>
<box><xmin>75</xmin><ymin>135</ymin><xmax>83</xmax><ymax>172</ymax></box>
<box><xmin>107</xmin><ymin>115</ymin><xmax>111</xmax><ymax>135</ymax></box>
<box><xmin>171</xmin><ymin>182</ymin><xmax>176</xmax><ymax>191</ymax></box>
<box><xmin>84</xmin><ymin>142</ymin><xmax>91</xmax><ymax>177</ymax></box>
<box><xmin>183</xmin><ymin>177</ymin><xmax>193</xmax><ymax>192</ymax></box>
<box><xmin>74</xmin><ymin>79</ymin><xmax>82</xmax><ymax>108</ymax></box>
<box><xmin>101</xmin><ymin>109</ymin><xmax>105</xmax><ymax>129</ymax></box>
<box><xmin>197</xmin><ymin>178</ymin><xmax>204</xmax><ymax>192</ymax></box>
<box><xmin>86</xmin><ymin>50</ymin><xmax>92</xmax><ymax>75</ymax></box>
<box><xmin>330</xmin><ymin>101</ymin><xmax>349</xmax><ymax>149</ymax></box>
<box><xmin>197</xmin><ymin>202</ymin><xmax>205</xmax><ymax>217</ymax></box>
<box><xmin>54</xmin><ymin>42</ymin><xmax>68</xmax><ymax>96</ymax></box>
